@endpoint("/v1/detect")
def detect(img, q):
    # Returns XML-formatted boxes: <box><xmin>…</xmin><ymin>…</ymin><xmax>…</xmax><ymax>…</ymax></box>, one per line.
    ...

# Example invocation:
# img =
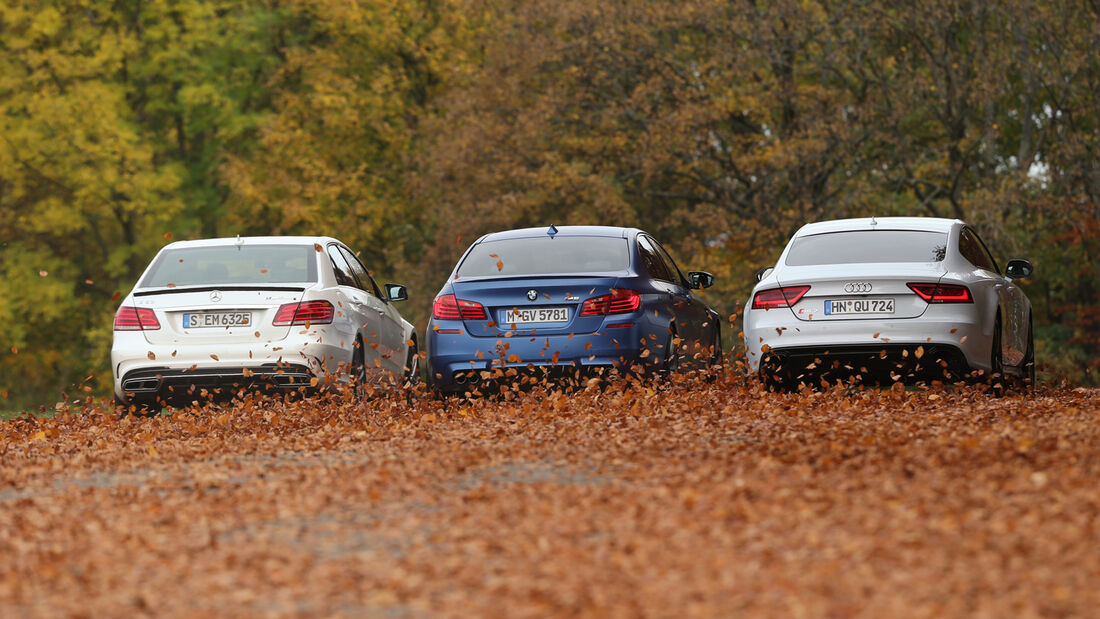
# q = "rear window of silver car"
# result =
<box><xmin>139</xmin><ymin>245</ymin><xmax>318</xmax><ymax>287</ymax></box>
<box><xmin>457</xmin><ymin>237</ymin><xmax>630</xmax><ymax>278</ymax></box>
<box><xmin>785</xmin><ymin>230</ymin><xmax>948</xmax><ymax>266</ymax></box>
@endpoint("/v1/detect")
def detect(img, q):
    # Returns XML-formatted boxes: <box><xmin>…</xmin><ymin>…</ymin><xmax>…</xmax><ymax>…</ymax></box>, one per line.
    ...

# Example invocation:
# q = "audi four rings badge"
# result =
<box><xmin>844</xmin><ymin>282</ymin><xmax>872</xmax><ymax>293</ymax></box>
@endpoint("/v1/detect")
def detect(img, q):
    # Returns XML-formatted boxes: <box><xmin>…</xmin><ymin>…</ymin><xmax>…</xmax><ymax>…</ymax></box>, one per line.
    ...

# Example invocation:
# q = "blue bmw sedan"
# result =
<box><xmin>425</xmin><ymin>225</ymin><xmax>721</xmax><ymax>393</ymax></box>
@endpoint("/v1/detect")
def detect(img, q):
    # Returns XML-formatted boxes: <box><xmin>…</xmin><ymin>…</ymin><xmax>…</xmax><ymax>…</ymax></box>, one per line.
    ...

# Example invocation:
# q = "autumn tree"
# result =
<box><xmin>0</xmin><ymin>0</ymin><xmax>289</xmax><ymax>408</ymax></box>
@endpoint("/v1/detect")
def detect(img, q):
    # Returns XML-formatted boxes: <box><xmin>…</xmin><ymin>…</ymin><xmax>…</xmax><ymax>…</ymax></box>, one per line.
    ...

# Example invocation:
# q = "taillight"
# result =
<box><xmin>580</xmin><ymin>289</ymin><xmax>642</xmax><ymax>316</ymax></box>
<box><xmin>114</xmin><ymin>306</ymin><xmax>161</xmax><ymax>331</ymax></box>
<box><xmin>432</xmin><ymin>294</ymin><xmax>488</xmax><ymax>320</ymax></box>
<box><xmin>751</xmin><ymin>286</ymin><xmax>810</xmax><ymax>310</ymax></box>
<box><xmin>907</xmin><ymin>283</ymin><xmax>973</xmax><ymax>303</ymax></box>
<box><xmin>273</xmin><ymin>300</ymin><xmax>335</xmax><ymax>326</ymax></box>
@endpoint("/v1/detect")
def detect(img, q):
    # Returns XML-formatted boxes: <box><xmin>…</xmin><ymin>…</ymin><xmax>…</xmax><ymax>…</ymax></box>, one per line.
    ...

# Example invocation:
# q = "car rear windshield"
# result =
<box><xmin>456</xmin><ymin>237</ymin><xmax>631</xmax><ymax>278</ymax></box>
<box><xmin>785</xmin><ymin>230</ymin><xmax>948</xmax><ymax>266</ymax></box>
<box><xmin>139</xmin><ymin>245</ymin><xmax>318</xmax><ymax>287</ymax></box>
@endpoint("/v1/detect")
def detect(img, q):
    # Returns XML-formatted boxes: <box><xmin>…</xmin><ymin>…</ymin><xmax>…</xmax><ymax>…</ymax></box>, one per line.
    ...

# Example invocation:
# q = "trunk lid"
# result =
<box><xmin>451</xmin><ymin>276</ymin><xmax>623</xmax><ymax>336</ymax></box>
<box><xmin>132</xmin><ymin>286</ymin><xmax>309</xmax><ymax>345</ymax></box>
<box><xmin>776</xmin><ymin>264</ymin><xmax>946</xmax><ymax>321</ymax></box>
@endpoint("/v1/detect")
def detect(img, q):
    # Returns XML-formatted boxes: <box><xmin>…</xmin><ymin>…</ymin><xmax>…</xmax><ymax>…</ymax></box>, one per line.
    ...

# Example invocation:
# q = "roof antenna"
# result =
<box><xmin>235</xmin><ymin>234</ymin><xmax>244</xmax><ymax>250</ymax></box>
<box><xmin>547</xmin><ymin>224</ymin><xmax>558</xmax><ymax>238</ymax></box>
<box><xmin>869</xmin><ymin>216</ymin><xmax>878</xmax><ymax>229</ymax></box>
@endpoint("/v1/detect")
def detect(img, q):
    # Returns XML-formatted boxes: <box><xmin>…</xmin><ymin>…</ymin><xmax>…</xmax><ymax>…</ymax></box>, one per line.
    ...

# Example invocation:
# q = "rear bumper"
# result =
<box><xmin>111</xmin><ymin>331</ymin><xmax>350</xmax><ymax>402</ymax></box>
<box><xmin>743</xmin><ymin>303</ymin><xmax>993</xmax><ymax>374</ymax></box>
<box><xmin>758</xmin><ymin>343</ymin><xmax>971</xmax><ymax>385</ymax></box>
<box><xmin>118</xmin><ymin>363</ymin><xmax>315</xmax><ymax>404</ymax></box>
<box><xmin>426</xmin><ymin>322</ymin><xmax>665</xmax><ymax>388</ymax></box>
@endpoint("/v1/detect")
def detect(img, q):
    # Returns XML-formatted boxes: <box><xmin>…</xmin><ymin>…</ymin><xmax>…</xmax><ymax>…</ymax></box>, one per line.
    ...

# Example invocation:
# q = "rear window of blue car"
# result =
<box><xmin>785</xmin><ymin>230</ymin><xmax>948</xmax><ymax>266</ymax></box>
<box><xmin>140</xmin><ymin>245</ymin><xmax>318</xmax><ymax>287</ymax></box>
<box><xmin>456</xmin><ymin>237</ymin><xmax>631</xmax><ymax>278</ymax></box>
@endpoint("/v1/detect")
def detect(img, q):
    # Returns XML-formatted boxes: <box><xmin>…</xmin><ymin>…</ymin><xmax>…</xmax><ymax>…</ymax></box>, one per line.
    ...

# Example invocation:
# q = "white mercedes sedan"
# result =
<box><xmin>744</xmin><ymin>217</ymin><xmax>1034</xmax><ymax>389</ymax></box>
<box><xmin>112</xmin><ymin>236</ymin><xmax>418</xmax><ymax>411</ymax></box>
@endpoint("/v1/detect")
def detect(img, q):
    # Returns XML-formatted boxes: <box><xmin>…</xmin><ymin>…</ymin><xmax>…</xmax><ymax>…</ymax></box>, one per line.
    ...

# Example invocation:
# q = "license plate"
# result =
<box><xmin>503</xmin><ymin>307</ymin><xmax>569</xmax><ymax>324</ymax></box>
<box><xmin>824</xmin><ymin>298</ymin><xmax>894</xmax><ymax>315</ymax></box>
<box><xmin>183</xmin><ymin>311</ymin><xmax>252</xmax><ymax>328</ymax></box>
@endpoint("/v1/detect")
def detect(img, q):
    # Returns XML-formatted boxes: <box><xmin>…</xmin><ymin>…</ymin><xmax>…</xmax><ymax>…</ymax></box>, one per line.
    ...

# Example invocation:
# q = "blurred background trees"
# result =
<box><xmin>2</xmin><ymin>0</ymin><xmax>1098</xmax><ymax>408</ymax></box>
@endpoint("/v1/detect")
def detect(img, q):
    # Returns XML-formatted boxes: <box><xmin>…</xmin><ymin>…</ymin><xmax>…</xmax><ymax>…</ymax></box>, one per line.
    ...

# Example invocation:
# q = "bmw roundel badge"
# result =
<box><xmin>527</xmin><ymin>290</ymin><xmax>538</xmax><ymax>301</ymax></box>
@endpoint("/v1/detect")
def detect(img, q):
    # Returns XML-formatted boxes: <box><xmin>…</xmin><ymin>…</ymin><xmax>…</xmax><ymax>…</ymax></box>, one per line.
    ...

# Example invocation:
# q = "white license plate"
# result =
<box><xmin>183</xmin><ymin>311</ymin><xmax>252</xmax><ymax>328</ymax></box>
<box><xmin>503</xmin><ymin>307</ymin><xmax>569</xmax><ymax>324</ymax></box>
<box><xmin>824</xmin><ymin>298</ymin><xmax>894</xmax><ymax>315</ymax></box>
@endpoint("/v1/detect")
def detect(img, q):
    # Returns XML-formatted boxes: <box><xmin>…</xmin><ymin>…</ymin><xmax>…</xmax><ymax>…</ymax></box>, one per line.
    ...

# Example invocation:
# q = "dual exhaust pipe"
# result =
<box><xmin>453</xmin><ymin>371</ymin><xmax>484</xmax><ymax>385</ymax></box>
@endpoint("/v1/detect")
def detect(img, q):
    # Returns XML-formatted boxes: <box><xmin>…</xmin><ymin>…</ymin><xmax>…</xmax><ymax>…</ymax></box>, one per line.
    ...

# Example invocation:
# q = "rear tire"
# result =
<box><xmin>988</xmin><ymin>314</ymin><xmax>1005</xmax><ymax>396</ymax></box>
<box><xmin>661</xmin><ymin>327</ymin><xmax>680</xmax><ymax>376</ymax></box>
<box><xmin>404</xmin><ymin>341</ymin><xmax>421</xmax><ymax>387</ymax></box>
<box><xmin>350</xmin><ymin>340</ymin><xmax>368</xmax><ymax>398</ymax></box>
<box><xmin>1020</xmin><ymin>314</ymin><xmax>1036</xmax><ymax>389</ymax></box>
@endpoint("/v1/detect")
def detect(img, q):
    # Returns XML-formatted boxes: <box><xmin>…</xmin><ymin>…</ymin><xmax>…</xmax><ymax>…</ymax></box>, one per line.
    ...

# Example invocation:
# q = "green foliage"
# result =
<box><xmin>2</xmin><ymin>0</ymin><xmax>1099</xmax><ymax>407</ymax></box>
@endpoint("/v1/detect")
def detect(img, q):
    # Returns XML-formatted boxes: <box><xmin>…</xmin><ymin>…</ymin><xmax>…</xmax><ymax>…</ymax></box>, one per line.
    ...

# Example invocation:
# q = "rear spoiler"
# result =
<box><xmin>134</xmin><ymin>285</ymin><xmax>307</xmax><ymax>297</ymax></box>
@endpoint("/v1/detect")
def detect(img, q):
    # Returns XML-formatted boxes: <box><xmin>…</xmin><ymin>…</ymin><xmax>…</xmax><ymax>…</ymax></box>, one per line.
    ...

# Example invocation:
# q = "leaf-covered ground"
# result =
<box><xmin>1</xmin><ymin>373</ymin><xmax>1098</xmax><ymax>617</ymax></box>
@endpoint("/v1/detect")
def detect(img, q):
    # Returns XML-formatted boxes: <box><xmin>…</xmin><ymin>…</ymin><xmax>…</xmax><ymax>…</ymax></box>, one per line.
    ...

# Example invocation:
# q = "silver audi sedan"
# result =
<box><xmin>743</xmin><ymin>217</ymin><xmax>1034</xmax><ymax>389</ymax></box>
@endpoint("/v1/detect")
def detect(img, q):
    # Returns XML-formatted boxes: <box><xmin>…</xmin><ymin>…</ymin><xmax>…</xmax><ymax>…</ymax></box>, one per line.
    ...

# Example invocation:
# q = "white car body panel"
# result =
<box><xmin>112</xmin><ymin>236</ymin><xmax>416</xmax><ymax>404</ymax></box>
<box><xmin>744</xmin><ymin>217</ymin><xmax>1033</xmax><ymax>380</ymax></box>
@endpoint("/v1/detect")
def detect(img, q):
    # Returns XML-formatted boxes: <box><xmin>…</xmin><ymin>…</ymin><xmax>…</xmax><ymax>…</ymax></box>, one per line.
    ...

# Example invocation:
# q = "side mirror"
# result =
<box><xmin>755</xmin><ymin>267</ymin><xmax>774</xmax><ymax>282</ymax></box>
<box><xmin>687</xmin><ymin>271</ymin><xmax>715</xmax><ymax>289</ymax></box>
<box><xmin>1005</xmin><ymin>259</ymin><xmax>1033</xmax><ymax>280</ymax></box>
<box><xmin>385</xmin><ymin>283</ymin><xmax>408</xmax><ymax>302</ymax></box>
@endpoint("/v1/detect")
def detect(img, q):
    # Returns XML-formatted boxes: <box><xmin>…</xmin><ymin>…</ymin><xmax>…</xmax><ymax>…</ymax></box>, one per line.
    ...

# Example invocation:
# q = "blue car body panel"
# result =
<box><xmin>425</xmin><ymin>226</ymin><xmax>718</xmax><ymax>390</ymax></box>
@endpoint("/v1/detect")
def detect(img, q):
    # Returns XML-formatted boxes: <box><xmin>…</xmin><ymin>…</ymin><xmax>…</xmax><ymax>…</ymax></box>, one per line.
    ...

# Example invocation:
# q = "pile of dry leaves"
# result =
<box><xmin>1</xmin><ymin>371</ymin><xmax>1097</xmax><ymax>616</ymax></box>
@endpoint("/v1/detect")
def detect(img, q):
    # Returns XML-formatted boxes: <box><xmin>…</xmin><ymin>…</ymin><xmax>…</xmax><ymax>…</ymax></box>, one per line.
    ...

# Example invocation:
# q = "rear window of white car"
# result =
<box><xmin>457</xmin><ymin>237</ymin><xmax>630</xmax><ymax>278</ymax></box>
<box><xmin>785</xmin><ymin>230</ymin><xmax>948</xmax><ymax>266</ymax></box>
<box><xmin>139</xmin><ymin>245</ymin><xmax>318</xmax><ymax>287</ymax></box>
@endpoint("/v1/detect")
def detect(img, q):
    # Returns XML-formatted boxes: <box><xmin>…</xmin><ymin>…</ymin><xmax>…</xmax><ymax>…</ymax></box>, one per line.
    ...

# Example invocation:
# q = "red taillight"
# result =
<box><xmin>113</xmin><ymin>306</ymin><xmax>161</xmax><ymax>331</ymax></box>
<box><xmin>273</xmin><ymin>300</ymin><xmax>335</xmax><ymax>326</ymax></box>
<box><xmin>907</xmin><ymin>283</ymin><xmax>973</xmax><ymax>303</ymax></box>
<box><xmin>580</xmin><ymin>289</ymin><xmax>642</xmax><ymax>316</ymax></box>
<box><xmin>751</xmin><ymin>286</ymin><xmax>810</xmax><ymax>310</ymax></box>
<box><xmin>432</xmin><ymin>294</ymin><xmax>488</xmax><ymax>321</ymax></box>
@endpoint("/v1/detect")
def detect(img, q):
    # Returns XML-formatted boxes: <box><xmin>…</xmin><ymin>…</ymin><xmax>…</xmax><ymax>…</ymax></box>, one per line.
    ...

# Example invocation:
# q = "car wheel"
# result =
<box><xmin>661</xmin><ymin>327</ymin><xmax>680</xmax><ymax>376</ymax></box>
<box><xmin>1020</xmin><ymin>314</ymin><xmax>1036</xmax><ymax>389</ymax></box>
<box><xmin>988</xmin><ymin>313</ymin><xmax>1005</xmax><ymax>395</ymax></box>
<box><xmin>350</xmin><ymin>339</ymin><xmax>368</xmax><ymax>397</ymax></box>
<box><xmin>404</xmin><ymin>341</ymin><xmax>421</xmax><ymax>386</ymax></box>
